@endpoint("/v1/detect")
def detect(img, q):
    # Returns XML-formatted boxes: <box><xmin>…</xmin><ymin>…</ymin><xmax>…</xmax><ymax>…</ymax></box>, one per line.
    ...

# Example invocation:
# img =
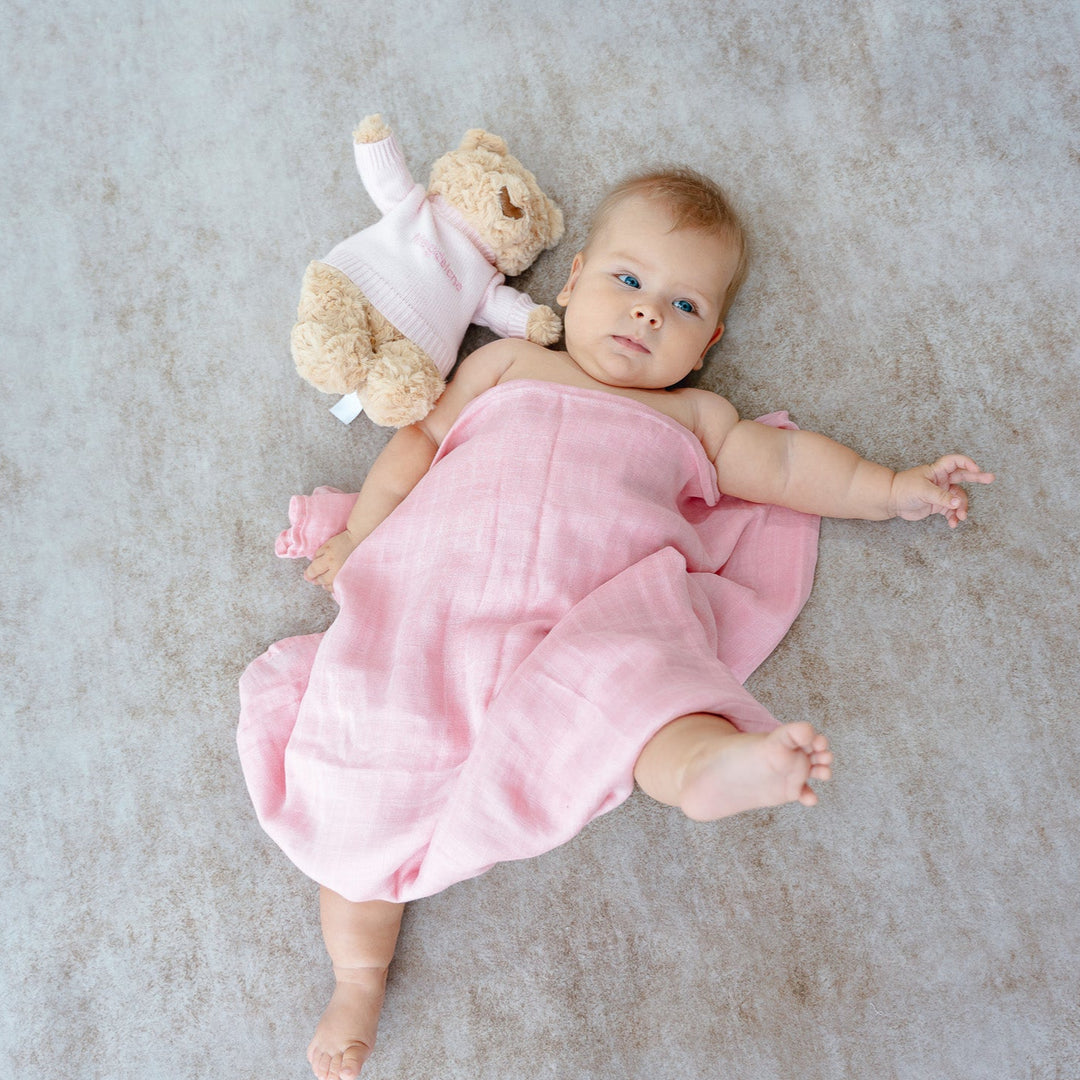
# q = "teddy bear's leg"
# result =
<box><xmin>364</xmin><ymin>303</ymin><xmax>405</xmax><ymax>352</ymax></box>
<box><xmin>291</xmin><ymin>262</ymin><xmax>376</xmax><ymax>395</ymax></box>
<box><xmin>360</xmin><ymin>339</ymin><xmax>446</xmax><ymax>428</ymax></box>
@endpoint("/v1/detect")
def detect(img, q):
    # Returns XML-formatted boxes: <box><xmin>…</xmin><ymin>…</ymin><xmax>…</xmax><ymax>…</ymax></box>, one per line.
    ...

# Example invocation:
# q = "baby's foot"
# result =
<box><xmin>307</xmin><ymin>966</ymin><xmax>388</xmax><ymax>1080</ymax></box>
<box><xmin>679</xmin><ymin>722</ymin><xmax>832</xmax><ymax>821</ymax></box>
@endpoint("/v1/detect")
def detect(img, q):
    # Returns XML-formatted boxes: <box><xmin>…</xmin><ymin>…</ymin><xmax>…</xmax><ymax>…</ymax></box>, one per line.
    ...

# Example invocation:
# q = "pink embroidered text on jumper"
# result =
<box><xmin>411</xmin><ymin>233</ymin><xmax>464</xmax><ymax>292</ymax></box>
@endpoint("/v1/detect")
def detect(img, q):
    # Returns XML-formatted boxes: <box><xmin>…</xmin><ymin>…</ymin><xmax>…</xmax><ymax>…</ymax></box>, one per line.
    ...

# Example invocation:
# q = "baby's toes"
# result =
<box><xmin>776</xmin><ymin>721</ymin><xmax>819</xmax><ymax>753</ymax></box>
<box><xmin>340</xmin><ymin>1045</ymin><xmax>369</xmax><ymax>1079</ymax></box>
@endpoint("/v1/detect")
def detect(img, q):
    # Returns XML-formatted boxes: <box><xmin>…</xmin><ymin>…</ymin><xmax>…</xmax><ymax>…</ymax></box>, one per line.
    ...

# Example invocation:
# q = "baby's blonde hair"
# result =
<box><xmin>586</xmin><ymin>167</ymin><xmax>748</xmax><ymax>323</ymax></box>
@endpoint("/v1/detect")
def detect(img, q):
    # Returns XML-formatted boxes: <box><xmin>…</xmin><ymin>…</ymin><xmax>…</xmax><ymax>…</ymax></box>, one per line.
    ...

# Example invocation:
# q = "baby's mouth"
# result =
<box><xmin>612</xmin><ymin>335</ymin><xmax>651</xmax><ymax>354</ymax></box>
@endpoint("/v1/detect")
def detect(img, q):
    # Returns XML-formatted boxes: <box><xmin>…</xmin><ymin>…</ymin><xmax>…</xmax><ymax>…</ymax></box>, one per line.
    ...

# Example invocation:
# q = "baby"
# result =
<box><xmin>247</xmin><ymin>168</ymin><xmax>993</xmax><ymax>1080</ymax></box>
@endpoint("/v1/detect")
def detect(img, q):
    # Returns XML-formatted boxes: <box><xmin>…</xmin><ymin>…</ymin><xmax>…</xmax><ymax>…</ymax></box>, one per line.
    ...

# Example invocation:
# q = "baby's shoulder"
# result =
<box><xmin>418</xmin><ymin>340</ymin><xmax>524</xmax><ymax>444</ymax></box>
<box><xmin>671</xmin><ymin>387</ymin><xmax>739</xmax><ymax>461</ymax></box>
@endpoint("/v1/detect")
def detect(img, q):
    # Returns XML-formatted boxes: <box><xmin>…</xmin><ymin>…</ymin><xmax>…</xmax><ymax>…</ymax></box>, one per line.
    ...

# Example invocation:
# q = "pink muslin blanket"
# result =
<box><xmin>238</xmin><ymin>380</ymin><xmax>819</xmax><ymax>903</ymax></box>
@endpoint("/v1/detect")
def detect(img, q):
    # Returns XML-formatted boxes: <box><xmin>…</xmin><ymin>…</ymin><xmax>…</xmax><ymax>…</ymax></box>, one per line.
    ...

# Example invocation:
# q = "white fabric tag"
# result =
<box><xmin>330</xmin><ymin>393</ymin><xmax>364</xmax><ymax>424</ymax></box>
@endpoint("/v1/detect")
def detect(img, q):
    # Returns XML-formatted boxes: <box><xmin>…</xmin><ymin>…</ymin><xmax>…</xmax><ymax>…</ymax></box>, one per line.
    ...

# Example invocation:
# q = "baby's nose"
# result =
<box><xmin>632</xmin><ymin>304</ymin><xmax>662</xmax><ymax>327</ymax></box>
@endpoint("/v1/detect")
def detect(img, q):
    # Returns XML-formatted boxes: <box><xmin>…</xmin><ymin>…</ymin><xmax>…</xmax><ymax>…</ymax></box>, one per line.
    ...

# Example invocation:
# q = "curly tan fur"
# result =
<box><xmin>526</xmin><ymin>305</ymin><xmax>562</xmax><ymax>346</ymax></box>
<box><xmin>361</xmin><ymin>341</ymin><xmax>446</xmax><ymax>427</ymax></box>
<box><xmin>291</xmin><ymin>262</ymin><xmax>429</xmax><ymax>404</ymax></box>
<box><xmin>427</xmin><ymin>136</ymin><xmax>563</xmax><ymax>276</ymax></box>
<box><xmin>353</xmin><ymin>114</ymin><xmax>392</xmax><ymax>144</ymax></box>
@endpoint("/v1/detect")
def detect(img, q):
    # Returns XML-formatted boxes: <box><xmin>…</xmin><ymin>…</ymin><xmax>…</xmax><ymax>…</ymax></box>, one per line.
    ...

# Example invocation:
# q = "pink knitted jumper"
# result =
<box><xmin>321</xmin><ymin>134</ymin><xmax>544</xmax><ymax>377</ymax></box>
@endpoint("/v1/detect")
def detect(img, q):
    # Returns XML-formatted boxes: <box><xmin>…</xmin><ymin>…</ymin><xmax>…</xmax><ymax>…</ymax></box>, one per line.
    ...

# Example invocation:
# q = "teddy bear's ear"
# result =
<box><xmin>459</xmin><ymin>129</ymin><xmax>508</xmax><ymax>156</ymax></box>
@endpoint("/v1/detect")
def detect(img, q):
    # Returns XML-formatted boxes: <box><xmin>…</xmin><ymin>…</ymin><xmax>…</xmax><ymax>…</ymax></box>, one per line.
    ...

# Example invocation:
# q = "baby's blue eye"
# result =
<box><xmin>674</xmin><ymin>299</ymin><xmax>696</xmax><ymax>314</ymax></box>
<box><xmin>617</xmin><ymin>274</ymin><xmax>641</xmax><ymax>289</ymax></box>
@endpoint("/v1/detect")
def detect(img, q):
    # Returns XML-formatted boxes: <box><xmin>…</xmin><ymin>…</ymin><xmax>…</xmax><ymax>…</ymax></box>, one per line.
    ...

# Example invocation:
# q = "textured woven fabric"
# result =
<box><xmin>238</xmin><ymin>381</ymin><xmax>819</xmax><ymax>902</ymax></box>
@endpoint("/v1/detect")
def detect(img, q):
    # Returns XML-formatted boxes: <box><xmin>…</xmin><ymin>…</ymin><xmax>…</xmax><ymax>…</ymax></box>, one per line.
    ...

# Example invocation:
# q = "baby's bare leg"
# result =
<box><xmin>634</xmin><ymin>714</ymin><xmax>832</xmax><ymax>821</ymax></box>
<box><xmin>307</xmin><ymin>887</ymin><xmax>405</xmax><ymax>1080</ymax></box>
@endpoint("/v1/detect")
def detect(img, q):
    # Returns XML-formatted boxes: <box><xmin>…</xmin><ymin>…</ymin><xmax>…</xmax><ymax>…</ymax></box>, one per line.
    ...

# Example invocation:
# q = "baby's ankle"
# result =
<box><xmin>332</xmin><ymin>963</ymin><xmax>389</xmax><ymax>987</ymax></box>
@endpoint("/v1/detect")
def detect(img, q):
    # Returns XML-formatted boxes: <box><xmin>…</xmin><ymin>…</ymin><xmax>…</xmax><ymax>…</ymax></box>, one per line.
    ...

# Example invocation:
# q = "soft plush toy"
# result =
<box><xmin>291</xmin><ymin>115</ymin><xmax>565</xmax><ymax>427</ymax></box>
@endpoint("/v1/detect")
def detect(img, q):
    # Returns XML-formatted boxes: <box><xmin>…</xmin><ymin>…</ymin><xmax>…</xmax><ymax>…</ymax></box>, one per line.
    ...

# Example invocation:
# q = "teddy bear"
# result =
<box><xmin>290</xmin><ymin>115</ymin><xmax>565</xmax><ymax>427</ymax></box>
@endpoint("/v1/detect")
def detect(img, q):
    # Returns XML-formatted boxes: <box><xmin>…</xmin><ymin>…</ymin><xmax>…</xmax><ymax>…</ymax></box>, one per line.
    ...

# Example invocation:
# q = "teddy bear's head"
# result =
<box><xmin>427</xmin><ymin>130</ymin><xmax>564</xmax><ymax>277</ymax></box>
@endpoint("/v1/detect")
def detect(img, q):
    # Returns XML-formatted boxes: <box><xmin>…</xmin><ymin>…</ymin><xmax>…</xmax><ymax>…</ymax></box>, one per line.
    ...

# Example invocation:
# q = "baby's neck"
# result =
<box><xmin>492</xmin><ymin>345</ymin><xmax>699</xmax><ymax>433</ymax></box>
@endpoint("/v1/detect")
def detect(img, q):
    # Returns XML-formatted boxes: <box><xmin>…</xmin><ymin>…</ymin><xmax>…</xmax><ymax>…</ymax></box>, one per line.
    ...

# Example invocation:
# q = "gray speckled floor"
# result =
<box><xmin>4</xmin><ymin>2</ymin><xmax>1079</xmax><ymax>1077</ymax></box>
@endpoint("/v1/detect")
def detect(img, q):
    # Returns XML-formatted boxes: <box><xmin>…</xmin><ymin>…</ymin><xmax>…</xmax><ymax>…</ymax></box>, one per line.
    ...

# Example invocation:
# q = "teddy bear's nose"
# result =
<box><xmin>499</xmin><ymin>187</ymin><xmax>524</xmax><ymax>219</ymax></box>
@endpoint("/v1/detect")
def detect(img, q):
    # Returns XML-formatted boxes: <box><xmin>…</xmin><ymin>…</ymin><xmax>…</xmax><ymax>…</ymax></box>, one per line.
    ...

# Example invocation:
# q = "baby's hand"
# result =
<box><xmin>303</xmin><ymin>530</ymin><xmax>360</xmax><ymax>592</ymax></box>
<box><xmin>888</xmin><ymin>454</ymin><xmax>995</xmax><ymax>528</ymax></box>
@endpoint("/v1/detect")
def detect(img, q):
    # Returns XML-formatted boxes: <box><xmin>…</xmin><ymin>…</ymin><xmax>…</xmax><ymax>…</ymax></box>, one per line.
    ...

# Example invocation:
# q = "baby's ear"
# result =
<box><xmin>702</xmin><ymin>323</ymin><xmax>724</xmax><ymax>355</ymax></box>
<box><xmin>556</xmin><ymin>253</ymin><xmax>584</xmax><ymax>307</ymax></box>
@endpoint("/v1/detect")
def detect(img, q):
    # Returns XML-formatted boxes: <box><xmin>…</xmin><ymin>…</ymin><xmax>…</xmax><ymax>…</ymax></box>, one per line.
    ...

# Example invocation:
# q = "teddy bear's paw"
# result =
<box><xmin>361</xmin><ymin>344</ymin><xmax>445</xmax><ymax>428</ymax></box>
<box><xmin>290</xmin><ymin>321</ymin><xmax>372</xmax><ymax>396</ymax></box>
<box><xmin>354</xmin><ymin>114</ymin><xmax>392</xmax><ymax>144</ymax></box>
<box><xmin>525</xmin><ymin>305</ymin><xmax>562</xmax><ymax>346</ymax></box>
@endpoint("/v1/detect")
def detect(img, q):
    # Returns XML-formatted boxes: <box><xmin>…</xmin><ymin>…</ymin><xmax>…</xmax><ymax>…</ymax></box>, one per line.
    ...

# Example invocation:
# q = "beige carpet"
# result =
<box><xmin>4</xmin><ymin>1</ymin><xmax>1078</xmax><ymax>1077</ymax></box>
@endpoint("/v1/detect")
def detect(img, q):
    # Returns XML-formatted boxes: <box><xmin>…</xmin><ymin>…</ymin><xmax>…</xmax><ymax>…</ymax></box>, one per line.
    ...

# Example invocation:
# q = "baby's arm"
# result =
<box><xmin>304</xmin><ymin>341</ymin><xmax>518</xmax><ymax>590</ymax></box>
<box><xmin>303</xmin><ymin>425</ymin><xmax>438</xmax><ymax>590</ymax></box>
<box><xmin>700</xmin><ymin>395</ymin><xmax>993</xmax><ymax>525</ymax></box>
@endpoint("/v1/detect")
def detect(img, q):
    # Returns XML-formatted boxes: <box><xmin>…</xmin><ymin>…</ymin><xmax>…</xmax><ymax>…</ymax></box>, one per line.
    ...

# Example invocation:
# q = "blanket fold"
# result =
<box><xmin>239</xmin><ymin>380</ymin><xmax>819</xmax><ymax>903</ymax></box>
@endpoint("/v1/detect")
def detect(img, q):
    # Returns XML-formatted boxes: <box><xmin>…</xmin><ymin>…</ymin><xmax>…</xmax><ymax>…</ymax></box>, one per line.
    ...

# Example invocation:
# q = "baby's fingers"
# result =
<box><xmin>943</xmin><ymin>484</ymin><xmax>970</xmax><ymax>528</ymax></box>
<box><xmin>305</xmin><ymin>562</ymin><xmax>339</xmax><ymax>592</ymax></box>
<box><xmin>933</xmin><ymin>454</ymin><xmax>995</xmax><ymax>486</ymax></box>
<box><xmin>304</xmin><ymin>551</ymin><xmax>330</xmax><ymax>582</ymax></box>
<box><xmin>951</xmin><ymin>468</ymin><xmax>995</xmax><ymax>486</ymax></box>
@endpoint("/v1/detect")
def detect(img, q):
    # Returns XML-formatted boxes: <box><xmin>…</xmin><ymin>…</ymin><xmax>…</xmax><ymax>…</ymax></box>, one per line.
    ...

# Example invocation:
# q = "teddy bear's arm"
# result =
<box><xmin>474</xmin><ymin>280</ymin><xmax>561</xmax><ymax>344</ymax></box>
<box><xmin>352</xmin><ymin>120</ymin><xmax>418</xmax><ymax>216</ymax></box>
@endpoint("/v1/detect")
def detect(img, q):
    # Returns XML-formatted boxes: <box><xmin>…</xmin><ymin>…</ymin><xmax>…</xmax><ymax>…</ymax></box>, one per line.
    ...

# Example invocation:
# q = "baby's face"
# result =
<box><xmin>557</xmin><ymin>195</ymin><xmax>740</xmax><ymax>390</ymax></box>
